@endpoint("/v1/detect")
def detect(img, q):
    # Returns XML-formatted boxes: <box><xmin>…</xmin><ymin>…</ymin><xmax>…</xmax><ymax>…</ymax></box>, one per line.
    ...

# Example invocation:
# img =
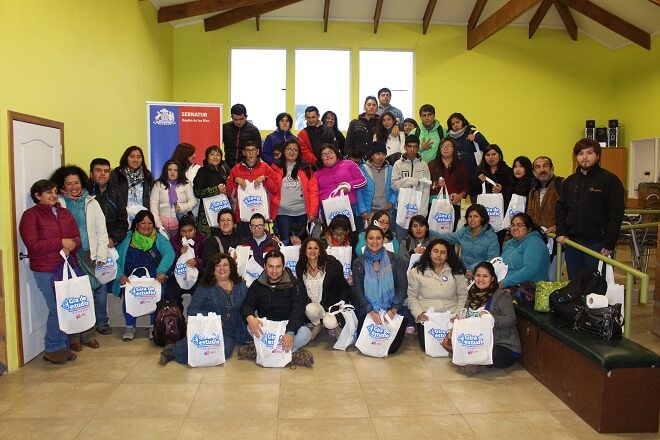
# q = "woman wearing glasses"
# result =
<box><xmin>499</xmin><ymin>213</ymin><xmax>549</xmax><ymax>288</ymax></box>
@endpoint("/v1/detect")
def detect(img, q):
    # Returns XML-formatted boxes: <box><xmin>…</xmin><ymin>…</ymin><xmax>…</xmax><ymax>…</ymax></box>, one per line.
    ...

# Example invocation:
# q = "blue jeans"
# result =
<box><xmin>564</xmin><ymin>240</ymin><xmax>601</xmax><ymax>279</ymax></box>
<box><xmin>275</xmin><ymin>214</ymin><xmax>307</xmax><ymax>243</ymax></box>
<box><xmin>94</xmin><ymin>283</ymin><xmax>111</xmax><ymax>327</ymax></box>
<box><xmin>121</xmin><ymin>297</ymin><xmax>155</xmax><ymax>327</ymax></box>
<box><xmin>33</xmin><ymin>271</ymin><xmax>69</xmax><ymax>352</ymax></box>
<box><xmin>247</xmin><ymin>325</ymin><xmax>312</xmax><ymax>352</ymax></box>
<box><xmin>352</xmin><ymin>204</ymin><xmax>364</xmax><ymax>234</ymax></box>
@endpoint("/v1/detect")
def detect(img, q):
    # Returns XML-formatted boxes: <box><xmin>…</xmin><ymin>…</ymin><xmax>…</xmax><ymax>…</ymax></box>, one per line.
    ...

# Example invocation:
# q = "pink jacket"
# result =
<box><xmin>315</xmin><ymin>159</ymin><xmax>366</xmax><ymax>205</ymax></box>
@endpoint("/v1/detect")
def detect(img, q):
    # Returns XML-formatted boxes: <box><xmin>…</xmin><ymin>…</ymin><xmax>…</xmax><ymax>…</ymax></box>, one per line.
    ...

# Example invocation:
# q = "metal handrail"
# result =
<box><xmin>624</xmin><ymin>209</ymin><xmax>660</xmax><ymax>215</ymax></box>
<box><xmin>547</xmin><ymin>232</ymin><xmax>650</xmax><ymax>337</ymax></box>
<box><xmin>620</xmin><ymin>222</ymin><xmax>660</xmax><ymax>231</ymax></box>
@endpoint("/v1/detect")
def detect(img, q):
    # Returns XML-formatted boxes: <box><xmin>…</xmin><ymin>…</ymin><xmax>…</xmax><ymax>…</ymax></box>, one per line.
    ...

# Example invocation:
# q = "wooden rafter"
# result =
<box><xmin>323</xmin><ymin>0</ymin><xmax>330</xmax><ymax>32</ymax></box>
<box><xmin>648</xmin><ymin>0</ymin><xmax>660</xmax><ymax>6</ymax></box>
<box><xmin>529</xmin><ymin>0</ymin><xmax>553</xmax><ymax>38</ymax></box>
<box><xmin>467</xmin><ymin>0</ymin><xmax>540</xmax><ymax>50</ymax></box>
<box><xmin>557</xmin><ymin>0</ymin><xmax>650</xmax><ymax>49</ymax></box>
<box><xmin>422</xmin><ymin>0</ymin><xmax>438</xmax><ymax>35</ymax></box>
<box><xmin>554</xmin><ymin>0</ymin><xmax>577</xmax><ymax>40</ymax></box>
<box><xmin>373</xmin><ymin>0</ymin><xmax>384</xmax><ymax>34</ymax></box>
<box><xmin>204</xmin><ymin>0</ymin><xmax>302</xmax><ymax>32</ymax></box>
<box><xmin>256</xmin><ymin>15</ymin><xmax>260</xmax><ymax>30</ymax></box>
<box><xmin>158</xmin><ymin>0</ymin><xmax>263</xmax><ymax>23</ymax></box>
<box><xmin>468</xmin><ymin>0</ymin><xmax>488</xmax><ymax>31</ymax></box>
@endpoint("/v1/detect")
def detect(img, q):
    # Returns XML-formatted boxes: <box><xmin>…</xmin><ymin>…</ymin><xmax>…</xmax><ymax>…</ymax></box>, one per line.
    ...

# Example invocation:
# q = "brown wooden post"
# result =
<box><xmin>653</xmin><ymin>225</ymin><xmax>660</xmax><ymax>336</ymax></box>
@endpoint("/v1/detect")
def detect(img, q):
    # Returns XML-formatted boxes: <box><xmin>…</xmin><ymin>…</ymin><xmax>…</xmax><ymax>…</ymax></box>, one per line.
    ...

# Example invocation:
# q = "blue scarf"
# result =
<box><xmin>363</xmin><ymin>247</ymin><xmax>395</xmax><ymax>312</ymax></box>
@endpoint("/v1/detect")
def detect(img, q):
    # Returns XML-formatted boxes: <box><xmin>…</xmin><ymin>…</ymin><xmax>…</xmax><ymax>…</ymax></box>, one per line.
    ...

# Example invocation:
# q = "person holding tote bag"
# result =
<box><xmin>19</xmin><ymin>179</ymin><xmax>82</xmax><ymax>364</ymax></box>
<box><xmin>113</xmin><ymin>210</ymin><xmax>175</xmax><ymax>342</ymax></box>
<box><xmin>201</xmin><ymin>208</ymin><xmax>242</xmax><ymax>264</ymax></box>
<box><xmin>51</xmin><ymin>166</ymin><xmax>108</xmax><ymax>352</ymax></box>
<box><xmin>193</xmin><ymin>145</ymin><xmax>229</xmax><ymax>237</ymax></box>
<box><xmin>150</xmin><ymin>159</ymin><xmax>196</xmax><ymax>237</ymax></box>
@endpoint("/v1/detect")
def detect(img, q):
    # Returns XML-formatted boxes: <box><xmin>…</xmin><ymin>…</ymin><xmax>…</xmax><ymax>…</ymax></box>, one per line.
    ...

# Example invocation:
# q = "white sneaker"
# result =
<box><xmin>147</xmin><ymin>326</ymin><xmax>154</xmax><ymax>340</ymax></box>
<box><xmin>122</xmin><ymin>327</ymin><xmax>136</xmax><ymax>342</ymax></box>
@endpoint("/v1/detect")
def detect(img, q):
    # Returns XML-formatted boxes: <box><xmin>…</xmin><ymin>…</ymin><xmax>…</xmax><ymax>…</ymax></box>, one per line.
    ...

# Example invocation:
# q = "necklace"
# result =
<box><xmin>218</xmin><ymin>280</ymin><xmax>233</xmax><ymax>319</ymax></box>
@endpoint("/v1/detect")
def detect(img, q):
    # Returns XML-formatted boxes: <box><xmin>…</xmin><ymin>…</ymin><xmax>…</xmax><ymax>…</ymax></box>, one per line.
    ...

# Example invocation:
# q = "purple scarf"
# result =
<box><xmin>168</xmin><ymin>180</ymin><xmax>178</xmax><ymax>206</ymax></box>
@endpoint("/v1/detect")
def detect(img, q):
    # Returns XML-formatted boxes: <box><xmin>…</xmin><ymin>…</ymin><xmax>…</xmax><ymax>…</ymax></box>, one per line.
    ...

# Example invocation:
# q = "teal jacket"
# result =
<box><xmin>500</xmin><ymin>231</ymin><xmax>549</xmax><ymax>288</ymax></box>
<box><xmin>112</xmin><ymin>231</ymin><xmax>175</xmax><ymax>296</ymax></box>
<box><xmin>439</xmin><ymin>224</ymin><xmax>500</xmax><ymax>272</ymax></box>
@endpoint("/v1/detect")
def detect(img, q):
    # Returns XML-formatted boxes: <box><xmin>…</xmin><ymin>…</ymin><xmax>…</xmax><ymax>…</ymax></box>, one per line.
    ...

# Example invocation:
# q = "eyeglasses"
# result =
<box><xmin>250</xmin><ymin>224</ymin><xmax>265</xmax><ymax>230</ymax></box>
<box><xmin>377</xmin><ymin>219</ymin><xmax>390</xmax><ymax>226</ymax></box>
<box><xmin>510</xmin><ymin>223</ymin><xmax>526</xmax><ymax>229</ymax></box>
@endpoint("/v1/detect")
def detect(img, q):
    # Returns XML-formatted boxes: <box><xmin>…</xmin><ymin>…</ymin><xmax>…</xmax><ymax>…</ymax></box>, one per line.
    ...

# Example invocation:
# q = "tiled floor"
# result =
<box><xmin>0</xmin><ymin>246</ymin><xmax>657</xmax><ymax>439</ymax></box>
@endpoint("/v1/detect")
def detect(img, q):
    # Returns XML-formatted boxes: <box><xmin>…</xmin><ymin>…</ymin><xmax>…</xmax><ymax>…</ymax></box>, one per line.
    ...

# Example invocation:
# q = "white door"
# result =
<box><xmin>12</xmin><ymin>118</ymin><xmax>62</xmax><ymax>364</ymax></box>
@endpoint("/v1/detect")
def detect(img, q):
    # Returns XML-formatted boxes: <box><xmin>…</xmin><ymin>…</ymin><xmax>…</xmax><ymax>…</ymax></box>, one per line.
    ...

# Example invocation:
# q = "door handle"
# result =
<box><xmin>19</xmin><ymin>252</ymin><xmax>29</xmax><ymax>260</ymax></box>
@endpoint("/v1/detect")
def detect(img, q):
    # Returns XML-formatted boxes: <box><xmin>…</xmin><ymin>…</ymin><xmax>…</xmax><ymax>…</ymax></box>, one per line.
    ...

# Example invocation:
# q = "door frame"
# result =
<box><xmin>8</xmin><ymin>111</ymin><xmax>64</xmax><ymax>367</ymax></box>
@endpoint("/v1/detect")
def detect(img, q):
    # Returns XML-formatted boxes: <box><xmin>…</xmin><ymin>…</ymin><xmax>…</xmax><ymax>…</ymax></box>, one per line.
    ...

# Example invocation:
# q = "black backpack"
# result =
<box><xmin>153</xmin><ymin>299</ymin><xmax>186</xmax><ymax>347</ymax></box>
<box><xmin>550</xmin><ymin>267</ymin><xmax>607</xmax><ymax>321</ymax></box>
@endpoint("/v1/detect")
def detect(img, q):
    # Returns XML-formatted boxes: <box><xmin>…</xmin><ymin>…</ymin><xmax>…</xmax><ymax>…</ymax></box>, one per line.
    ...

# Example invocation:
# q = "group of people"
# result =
<box><xmin>18</xmin><ymin>88</ymin><xmax>625</xmax><ymax>374</ymax></box>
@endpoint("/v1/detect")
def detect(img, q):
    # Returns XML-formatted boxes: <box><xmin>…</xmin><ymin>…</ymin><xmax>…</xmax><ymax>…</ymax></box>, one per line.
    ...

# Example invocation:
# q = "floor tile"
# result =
<box><xmin>548</xmin><ymin>410</ymin><xmax>660</xmax><ymax>439</ymax></box>
<box><xmin>277</xmin><ymin>417</ymin><xmax>377</xmax><ymax>440</ymax></box>
<box><xmin>464</xmin><ymin>411</ymin><xmax>577</xmax><ymax>439</ymax></box>
<box><xmin>179</xmin><ymin>415</ymin><xmax>278</xmax><ymax>440</ymax></box>
<box><xmin>187</xmin><ymin>383</ymin><xmax>279</xmax><ymax>418</ymax></box>
<box><xmin>201</xmin><ymin>359</ymin><xmax>282</xmax><ymax>384</ymax></box>
<box><xmin>361</xmin><ymin>382</ymin><xmax>459</xmax><ymax>417</ymax></box>
<box><xmin>0</xmin><ymin>417</ymin><xmax>88</xmax><ymax>440</ymax></box>
<box><xmin>278</xmin><ymin>382</ymin><xmax>369</xmax><ymax>418</ymax></box>
<box><xmin>98</xmin><ymin>383</ymin><xmax>198</xmax><ymax>417</ymax></box>
<box><xmin>280</xmin><ymin>356</ymin><xmax>358</xmax><ymax>384</ymax></box>
<box><xmin>75</xmin><ymin>416</ymin><xmax>184</xmax><ymax>440</ymax></box>
<box><xmin>371</xmin><ymin>415</ymin><xmax>477</xmax><ymax>440</ymax></box>
<box><xmin>122</xmin><ymin>354</ymin><xmax>204</xmax><ymax>384</ymax></box>
<box><xmin>351</xmin><ymin>353</ymin><xmax>433</xmax><ymax>383</ymax></box>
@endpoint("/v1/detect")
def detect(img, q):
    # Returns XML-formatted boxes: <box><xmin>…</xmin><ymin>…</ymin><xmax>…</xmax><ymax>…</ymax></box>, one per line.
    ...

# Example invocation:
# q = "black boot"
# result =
<box><xmin>159</xmin><ymin>344</ymin><xmax>175</xmax><ymax>366</ymax></box>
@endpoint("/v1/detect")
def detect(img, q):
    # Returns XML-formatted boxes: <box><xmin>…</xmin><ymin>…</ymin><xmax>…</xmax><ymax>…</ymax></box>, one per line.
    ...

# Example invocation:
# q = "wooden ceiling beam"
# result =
<box><xmin>422</xmin><ymin>0</ymin><xmax>438</xmax><ymax>35</ymax></box>
<box><xmin>648</xmin><ymin>0</ymin><xmax>660</xmax><ymax>6</ymax></box>
<box><xmin>256</xmin><ymin>15</ymin><xmax>260</xmax><ymax>30</ymax></box>
<box><xmin>554</xmin><ymin>0</ymin><xmax>577</xmax><ymax>40</ymax></box>
<box><xmin>468</xmin><ymin>0</ymin><xmax>488</xmax><ymax>31</ymax></box>
<box><xmin>373</xmin><ymin>0</ymin><xmax>384</xmax><ymax>34</ymax></box>
<box><xmin>323</xmin><ymin>0</ymin><xmax>330</xmax><ymax>32</ymax></box>
<box><xmin>557</xmin><ymin>0</ymin><xmax>650</xmax><ymax>49</ymax></box>
<box><xmin>204</xmin><ymin>0</ymin><xmax>302</xmax><ymax>31</ymax></box>
<box><xmin>467</xmin><ymin>0</ymin><xmax>540</xmax><ymax>50</ymax></box>
<box><xmin>529</xmin><ymin>0</ymin><xmax>554</xmax><ymax>38</ymax></box>
<box><xmin>158</xmin><ymin>0</ymin><xmax>262</xmax><ymax>23</ymax></box>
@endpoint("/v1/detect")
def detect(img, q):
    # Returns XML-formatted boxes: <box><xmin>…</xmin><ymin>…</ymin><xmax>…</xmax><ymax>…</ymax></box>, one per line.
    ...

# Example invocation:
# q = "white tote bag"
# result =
<box><xmin>396</xmin><ymin>187</ymin><xmax>423</xmax><ymax>229</ymax></box>
<box><xmin>55</xmin><ymin>254</ymin><xmax>96</xmax><ymax>334</ymax></box>
<box><xmin>322</xmin><ymin>187</ymin><xmax>356</xmax><ymax>231</ymax></box>
<box><xmin>502</xmin><ymin>194</ymin><xmax>527</xmax><ymax>230</ymax></box>
<box><xmin>174</xmin><ymin>237</ymin><xmax>199</xmax><ymax>290</ymax></box>
<box><xmin>279</xmin><ymin>244</ymin><xmax>301</xmax><ymax>277</ymax></box>
<box><xmin>187</xmin><ymin>312</ymin><xmax>225</xmax><ymax>367</ymax></box>
<box><xmin>599</xmin><ymin>260</ymin><xmax>625</xmax><ymax>325</ymax></box>
<box><xmin>238</xmin><ymin>180</ymin><xmax>270</xmax><ymax>222</ymax></box>
<box><xmin>94</xmin><ymin>248</ymin><xmax>119</xmax><ymax>285</ymax></box>
<box><xmin>476</xmin><ymin>182</ymin><xmax>504</xmax><ymax>232</ymax></box>
<box><xmin>355</xmin><ymin>311</ymin><xmax>404</xmax><ymax>358</ymax></box>
<box><xmin>423</xmin><ymin>308</ymin><xmax>453</xmax><ymax>358</ymax></box>
<box><xmin>325</xmin><ymin>301</ymin><xmax>359</xmax><ymax>351</ymax></box>
<box><xmin>235</xmin><ymin>245</ymin><xmax>253</xmax><ymax>276</ymax></box>
<box><xmin>203</xmin><ymin>193</ymin><xmax>231</xmax><ymax>228</ymax></box>
<box><xmin>489</xmin><ymin>257</ymin><xmax>509</xmax><ymax>282</ymax></box>
<box><xmin>124</xmin><ymin>267</ymin><xmax>162</xmax><ymax>317</ymax></box>
<box><xmin>243</xmin><ymin>257</ymin><xmax>264</xmax><ymax>287</ymax></box>
<box><xmin>326</xmin><ymin>246</ymin><xmax>353</xmax><ymax>281</ymax></box>
<box><xmin>254</xmin><ymin>318</ymin><xmax>292</xmax><ymax>368</ymax></box>
<box><xmin>451</xmin><ymin>312</ymin><xmax>494</xmax><ymax>366</ymax></box>
<box><xmin>428</xmin><ymin>187</ymin><xmax>454</xmax><ymax>234</ymax></box>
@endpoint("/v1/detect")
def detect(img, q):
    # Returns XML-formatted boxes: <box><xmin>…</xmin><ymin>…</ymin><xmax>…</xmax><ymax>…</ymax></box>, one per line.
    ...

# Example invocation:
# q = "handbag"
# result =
<box><xmin>428</xmin><ymin>187</ymin><xmax>454</xmax><ymax>234</ymax></box>
<box><xmin>322</xmin><ymin>186</ymin><xmax>356</xmax><ymax>231</ymax></box>
<box><xmin>395</xmin><ymin>187</ymin><xmax>423</xmax><ymax>229</ymax></box>
<box><xmin>550</xmin><ymin>267</ymin><xmax>607</xmax><ymax>321</ymax></box>
<box><xmin>476</xmin><ymin>182</ymin><xmax>504</xmax><ymax>232</ymax></box>
<box><xmin>124</xmin><ymin>267</ymin><xmax>162</xmax><ymax>317</ymax></box>
<box><xmin>53</xmin><ymin>252</ymin><xmax>96</xmax><ymax>334</ymax></box>
<box><xmin>238</xmin><ymin>180</ymin><xmax>270</xmax><ymax>222</ymax></box>
<box><xmin>187</xmin><ymin>312</ymin><xmax>225</xmax><ymax>367</ymax></box>
<box><xmin>203</xmin><ymin>193</ymin><xmax>231</xmax><ymax>228</ymax></box>
<box><xmin>325</xmin><ymin>301</ymin><xmax>359</xmax><ymax>351</ymax></box>
<box><xmin>254</xmin><ymin>318</ymin><xmax>292</xmax><ymax>368</ymax></box>
<box><xmin>573</xmin><ymin>303</ymin><xmax>624</xmax><ymax>340</ymax></box>
<box><xmin>174</xmin><ymin>237</ymin><xmax>199</xmax><ymax>290</ymax></box>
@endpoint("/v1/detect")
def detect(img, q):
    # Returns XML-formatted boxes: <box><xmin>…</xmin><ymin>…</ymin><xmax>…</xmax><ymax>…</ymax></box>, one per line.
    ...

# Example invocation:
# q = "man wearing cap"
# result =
<box><xmin>357</xmin><ymin>142</ymin><xmax>397</xmax><ymax>222</ymax></box>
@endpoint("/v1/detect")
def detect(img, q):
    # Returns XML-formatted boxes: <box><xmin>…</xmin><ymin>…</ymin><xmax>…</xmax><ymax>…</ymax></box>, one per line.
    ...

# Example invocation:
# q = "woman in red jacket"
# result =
<box><xmin>19</xmin><ymin>179</ymin><xmax>82</xmax><ymax>365</ymax></box>
<box><xmin>270</xmin><ymin>138</ymin><xmax>320</xmax><ymax>242</ymax></box>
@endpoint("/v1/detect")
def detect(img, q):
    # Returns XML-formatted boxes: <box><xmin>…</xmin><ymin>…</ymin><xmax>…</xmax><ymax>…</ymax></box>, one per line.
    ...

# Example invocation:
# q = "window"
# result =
<box><xmin>230</xmin><ymin>49</ymin><xmax>286</xmax><ymax>130</ymax></box>
<box><xmin>294</xmin><ymin>50</ymin><xmax>351</xmax><ymax>131</ymax></box>
<box><xmin>358</xmin><ymin>50</ymin><xmax>414</xmax><ymax>121</ymax></box>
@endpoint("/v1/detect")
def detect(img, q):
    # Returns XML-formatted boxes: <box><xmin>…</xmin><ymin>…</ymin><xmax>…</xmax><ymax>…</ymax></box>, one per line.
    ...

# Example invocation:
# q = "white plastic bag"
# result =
<box><xmin>203</xmin><ymin>193</ymin><xmax>231</xmax><ymax>228</ymax></box>
<box><xmin>325</xmin><ymin>301</ymin><xmax>359</xmax><ymax>351</ymax></box>
<box><xmin>423</xmin><ymin>308</ymin><xmax>453</xmax><ymax>358</ymax></box>
<box><xmin>243</xmin><ymin>257</ymin><xmax>264</xmax><ymax>287</ymax></box>
<box><xmin>279</xmin><ymin>244</ymin><xmax>301</xmax><ymax>277</ymax></box>
<box><xmin>124</xmin><ymin>267</ymin><xmax>162</xmax><ymax>317</ymax></box>
<box><xmin>355</xmin><ymin>310</ymin><xmax>404</xmax><ymax>358</ymax></box>
<box><xmin>428</xmin><ymin>187</ymin><xmax>454</xmax><ymax>234</ymax></box>
<box><xmin>94</xmin><ymin>248</ymin><xmax>119</xmax><ymax>285</ymax></box>
<box><xmin>174</xmin><ymin>237</ymin><xmax>199</xmax><ymax>290</ymax></box>
<box><xmin>476</xmin><ymin>182</ymin><xmax>504</xmax><ymax>232</ymax></box>
<box><xmin>235</xmin><ymin>245</ymin><xmax>253</xmax><ymax>276</ymax></box>
<box><xmin>322</xmin><ymin>187</ymin><xmax>356</xmax><ymax>231</ymax></box>
<box><xmin>187</xmin><ymin>312</ymin><xmax>225</xmax><ymax>367</ymax></box>
<box><xmin>54</xmin><ymin>254</ymin><xmax>96</xmax><ymax>334</ymax></box>
<box><xmin>254</xmin><ymin>318</ymin><xmax>292</xmax><ymax>368</ymax></box>
<box><xmin>502</xmin><ymin>194</ymin><xmax>527</xmax><ymax>229</ymax></box>
<box><xmin>600</xmin><ymin>260</ymin><xmax>625</xmax><ymax>326</ymax></box>
<box><xmin>238</xmin><ymin>180</ymin><xmax>270</xmax><ymax>222</ymax></box>
<box><xmin>326</xmin><ymin>246</ymin><xmax>352</xmax><ymax>281</ymax></box>
<box><xmin>489</xmin><ymin>257</ymin><xmax>509</xmax><ymax>282</ymax></box>
<box><xmin>396</xmin><ymin>187</ymin><xmax>423</xmax><ymax>229</ymax></box>
<box><xmin>451</xmin><ymin>312</ymin><xmax>494</xmax><ymax>366</ymax></box>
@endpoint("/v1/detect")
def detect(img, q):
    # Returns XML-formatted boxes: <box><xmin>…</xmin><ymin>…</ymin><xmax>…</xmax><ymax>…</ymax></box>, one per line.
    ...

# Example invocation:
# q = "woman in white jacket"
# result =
<box><xmin>407</xmin><ymin>238</ymin><xmax>468</xmax><ymax>351</ymax></box>
<box><xmin>52</xmin><ymin>165</ymin><xmax>109</xmax><ymax>351</ymax></box>
<box><xmin>150</xmin><ymin>159</ymin><xmax>196</xmax><ymax>237</ymax></box>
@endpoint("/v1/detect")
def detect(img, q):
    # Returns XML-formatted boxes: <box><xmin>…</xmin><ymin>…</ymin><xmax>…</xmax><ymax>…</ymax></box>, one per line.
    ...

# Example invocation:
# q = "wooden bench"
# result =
<box><xmin>515</xmin><ymin>302</ymin><xmax>659</xmax><ymax>433</ymax></box>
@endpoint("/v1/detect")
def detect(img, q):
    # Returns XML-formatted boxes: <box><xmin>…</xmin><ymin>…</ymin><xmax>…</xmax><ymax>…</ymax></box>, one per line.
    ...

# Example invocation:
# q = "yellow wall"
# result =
<box><xmin>173</xmin><ymin>20</ymin><xmax>619</xmax><ymax>176</ymax></box>
<box><xmin>0</xmin><ymin>0</ymin><xmax>173</xmax><ymax>370</ymax></box>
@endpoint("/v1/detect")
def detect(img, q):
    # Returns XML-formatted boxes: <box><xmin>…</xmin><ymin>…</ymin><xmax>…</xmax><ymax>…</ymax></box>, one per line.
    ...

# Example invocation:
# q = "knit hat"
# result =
<box><xmin>369</xmin><ymin>142</ymin><xmax>387</xmax><ymax>157</ymax></box>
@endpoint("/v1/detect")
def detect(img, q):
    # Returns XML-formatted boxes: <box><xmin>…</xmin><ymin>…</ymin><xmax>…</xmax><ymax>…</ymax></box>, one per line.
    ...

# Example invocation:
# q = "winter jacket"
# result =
<box><xmin>391</xmin><ymin>154</ymin><xmax>431</xmax><ymax>216</ymax></box>
<box><xmin>351</xmin><ymin>252</ymin><xmax>407</xmax><ymax>318</ymax></box>
<box><xmin>555</xmin><ymin>165</ymin><xmax>624</xmax><ymax>250</ymax></box>
<box><xmin>19</xmin><ymin>203</ymin><xmax>82</xmax><ymax>272</ymax></box>
<box><xmin>201</xmin><ymin>230</ymin><xmax>242</xmax><ymax>264</ymax></box>
<box><xmin>316</xmin><ymin>159</ymin><xmax>367</xmax><ymax>206</ymax></box>
<box><xmin>439</xmin><ymin>224</ymin><xmax>500</xmax><ymax>272</ymax></box>
<box><xmin>464</xmin><ymin>289</ymin><xmax>521</xmax><ymax>353</ymax></box>
<box><xmin>222</xmin><ymin>120</ymin><xmax>262</xmax><ymax>168</ymax></box>
<box><xmin>428</xmin><ymin>160</ymin><xmax>469</xmax><ymax>199</ymax></box>
<box><xmin>270</xmin><ymin>163</ymin><xmax>320</xmax><ymax>218</ymax></box>
<box><xmin>407</xmin><ymin>265</ymin><xmax>469</xmax><ymax>319</ymax></box>
<box><xmin>241</xmin><ymin>268</ymin><xmax>307</xmax><ymax>334</ymax></box>
<box><xmin>375</xmin><ymin>131</ymin><xmax>406</xmax><ymax>157</ymax></box>
<box><xmin>450</xmin><ymin>129</ymin><xmax>489</xmax><ymax>181</ymax></box>
<box><xmin>470</xmin><ymin>162</ymin><xmax>515</xmax><ymax>208</ymax></box>
<box><xmin>109</xmin><ymin>167</ymin><xmax>152</xmax><ymax>209</ymax></box>
<box><xmin>500</xmin><ymin>231</ymin><xmax>549</xmax><ymax>288</ymax></box>
<box><xmin>299</xmin><ymin>125</ymin><xmax>336</xmax><ymax>169</ymax></box>
<box><xmin>193</xmin><ymin>161</ymin><xmax>229</xmax><ymax>237</ymax></box>
<box><xmin>57</xmin><ymin>195</ymin><xmax>109</xmax><ymax>263</ymax></box>
<box><xmin>345</xmin><ymin>113</ymin><xmax>380</xmax><ymax>158</ymax></box>
<box><xmin>527</xmin><ymin>175</ymin><xmax>563</xmax><ymax>229</ymax></box>
<box><xmin>169</xmin><ymin>231</ymin><xmax>206</xmax><ymax>272</ymax></box>
<box><xmin>413</xmin><ymin>120</ymin><xmax>444</xmax><ymax>163</ymax></box>
<box><xmin>226</xmin><ymin>159</ymin><xmax>279</xmax><ymax>221</ymax></box>
<box><xmin>149</xmin><ymin>181</ymin><xmax>196</xmax><ymax>229</ymax></box>
<box><xmin>240</xmin><ymin>232</ymin><xmax>279</xmax><ymax>266</ymax></box>
<box><xmin>88</xmin><ymin>181</ymin><xmax>128</xmax><ymax>247</ymax></box>
<box><xmin>299</xmin><ymin>255</ymin><xmax>351</xmax><ymax>310</ymax></box>
<box><xmin>357</xmin><ymin>161</ymin><xmax>397</xmax><ymax>217</ymax></box>
<box><xmin>262</xmin><ymin>129</ymin><xmax>295</xmax><ymax>165</ymax></box>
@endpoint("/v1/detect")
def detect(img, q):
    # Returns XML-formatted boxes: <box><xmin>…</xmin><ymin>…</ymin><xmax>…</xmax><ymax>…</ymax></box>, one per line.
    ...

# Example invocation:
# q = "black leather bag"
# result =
<box><xmin>549</xmin><ymin>267</ymin><xmax>607</xmax><ymax>321</ymax></box>
<box><xmin>573</xmin><ymin>303</ymin><xmax>624</xmax><ymax>340</ymax></box>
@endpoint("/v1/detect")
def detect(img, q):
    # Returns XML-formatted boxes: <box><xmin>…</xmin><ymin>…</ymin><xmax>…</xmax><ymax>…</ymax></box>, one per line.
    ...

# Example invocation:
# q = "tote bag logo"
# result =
<box><xmin>285</xmin><ymin>259</ymin><xmax>297</xmax><ymax>272</ymax></box>
<box><xmin>433</xmin><ymin>212</ymin><xmax>452</xmax><ymax>224</ymax></box>
<box><xmin>260</xmin><ymin>332</ymin><xmax>285</xmax><ymax>353</ymax></box>
<box><xmin>129</xmin><ymin>285</ymin><xmax>157</xmax><ymax>298</ymax></box>
<box><xmin>190</xmin><ymin>333</ymin><xmax>222</xmax><ymax>348</ymax></box>
<box><xmin>153</xmin><ymin>108</ymin><xmax>176</xmax><ymax>126</ymax></box>
<box><xmin>60</xmin><ymin>295</ymin><xmax>91</xmax><ymax>314</ymax></box>
<box><xmin>328</xmin><ymin>209</ymin><xmax>351</xmax><ymax>220</ymax></box>
<box><xmin>342</xmin><ymin>263</ymin><xmax>351</xmax><ymax>278</ymax></box>
<box><xmin>209</xmin><ymin>199</ymin><xmax>230</xmax><ymax>212</ymax></box>
<box><xmin>405</xmin><ymin>203</ymin><xmax>419</xmax><ymax>215</ymax></box>
<box><xmin>457</xmin><ymin>333</ymin><xmax>484</xmax><ymax>349</ymax></box>
<box><xmin>427</xmin><ymin>327</ymin><xmax>449</xmax><ymax>341</ymax></box>
<box><xmin>243</xmin><ymin>195</ymin><xmax>263</xmax><ymax>208</ymax></box>
<box><xmin>98</xmin><ymin>255</ymin><xmax>116</xmax><ymax>269</ymax></box>
<box><xmin>366</xmin><ymin>323</ymin><xmax>391</xmax><ymax>340</ymax></box>
<box><xmin>485</xmin><ymin>206</ymin><xmax>501</xmax><ymax>218</ymax></box>
<box><xmin>174</xmin><ymin>262</ymin><xmax>188</xmax><ymax>276</ymax></box>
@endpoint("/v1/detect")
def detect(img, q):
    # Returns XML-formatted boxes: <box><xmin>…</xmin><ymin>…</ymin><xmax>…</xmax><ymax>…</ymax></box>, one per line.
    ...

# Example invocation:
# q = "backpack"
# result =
<box><xmin>549</xmin><ymin>267</ymin><xmax>607</xmax><ymax>321</ymax></box>
<box><xmin>153</xmin><ymin>299</ymin><xmax>186</xmax><ymax>347</ymax></box>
